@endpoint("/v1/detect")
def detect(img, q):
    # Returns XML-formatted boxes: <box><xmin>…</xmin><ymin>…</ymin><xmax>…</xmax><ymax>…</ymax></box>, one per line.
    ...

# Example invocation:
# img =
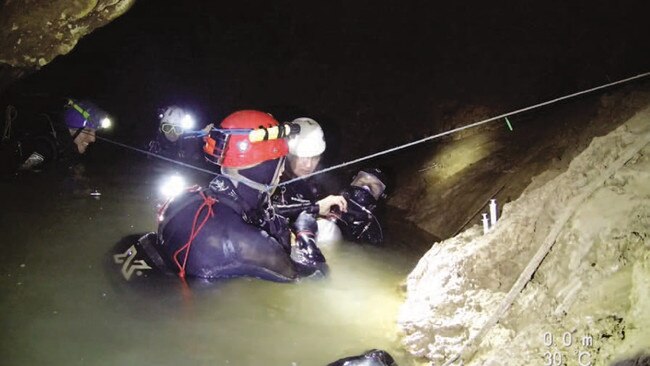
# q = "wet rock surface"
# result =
<box><xmin>0</xmin><ymin>0</ymin><xmax>135</xmax><ymax>68</ymax></box>
<box><xmin>397</xmin><ymin>100</ymin><xmax>650</xmax><ymax>365</ymax></box>
<box><xmin>0</xmin><ymin>0</ymin><xmax>134</xmax><ymax>89</ymax></box>
<box><xmin>388</xmin><ymin>84</ymin><xmax>650</xmax><ymax>240</ymax></box>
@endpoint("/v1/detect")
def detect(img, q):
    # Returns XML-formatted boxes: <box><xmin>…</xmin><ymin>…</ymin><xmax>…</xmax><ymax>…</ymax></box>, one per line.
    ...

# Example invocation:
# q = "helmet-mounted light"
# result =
<box><xmin>100</xmin><ymin>117</ymin><xmax>112</xmax><ymax>129</ymax></box>
<box><xmin>180</xmin><ymin>114</ymin><xmax>195</xmax><ymax>130</ymax></box>
<box><xmin>203</xmin><ymin>121</ymin><xmax>300</xmax><ymax>167</ymax></box>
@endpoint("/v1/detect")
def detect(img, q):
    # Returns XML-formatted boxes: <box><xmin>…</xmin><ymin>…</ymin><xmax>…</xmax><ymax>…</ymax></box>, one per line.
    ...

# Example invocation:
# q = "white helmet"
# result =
<box><xmin>159</xmin><ymin>105</ymin><xmax>195</xmax><ymax>130</ymax></box>
<box><xmin>287</xmin><ymin>117</ymin><xmax>326</xmax><ymax>157</ymax></box>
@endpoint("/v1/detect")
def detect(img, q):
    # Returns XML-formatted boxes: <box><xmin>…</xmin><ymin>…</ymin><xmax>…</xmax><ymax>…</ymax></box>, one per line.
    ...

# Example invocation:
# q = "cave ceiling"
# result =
<box><xmin>0</xmin><ymin>0</ymin><xmax>135</xmax><ymax>90</ymax></box>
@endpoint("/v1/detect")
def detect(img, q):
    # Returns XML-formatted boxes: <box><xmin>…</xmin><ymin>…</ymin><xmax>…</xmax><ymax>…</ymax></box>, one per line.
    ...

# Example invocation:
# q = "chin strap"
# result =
<box><xmin>225</xmin><ymin>170</ymin><xmax>271</xmax><ymax>192</ymax></box>
<box><xmin>71</xmin><ymin>127</ymin><xmax>84</xmax><ymax>141</ymax></box>
<box><xmin>224</xmin><ymin>157</ymin><xmax>286</xmax><ymax>195</ymax></box>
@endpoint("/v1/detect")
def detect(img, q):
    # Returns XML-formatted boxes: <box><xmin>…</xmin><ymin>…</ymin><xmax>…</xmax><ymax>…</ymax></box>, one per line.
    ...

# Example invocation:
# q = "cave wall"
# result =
<box><xmin>397</xmin><ymin>100</ymin><xmax>650</xmax><ymax>365</ymax></box>
<box><xmin>387</xmin><ymin>84</ymin><xmax>650</xmax><ymax>240</ymax></box>
<box><xmin>0</xmin><ymin>0</ymin><xmax>135</xmax><ymax>90</ymax></box>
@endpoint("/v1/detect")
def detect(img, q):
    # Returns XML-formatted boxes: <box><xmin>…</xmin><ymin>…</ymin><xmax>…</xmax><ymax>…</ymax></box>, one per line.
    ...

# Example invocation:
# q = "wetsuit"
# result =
<box><xmin>0</xmin><ymin>106</ymin><xmax>78</xmax><ymax>174</ymax></box>
<box><xmin>111</xmin><ymin>175</ymin><xmax>326</xmax><ymax>284</ymax></box>
<box><xmin>330</xmin><ymin>186</ymin><xmax>384</xmax><ymax>245</ymax></box>
<box><xmin>272</xmin><ymin>173</ymin><xmax>320</xmax><ymax>216</ymax></box>
<box><xmin>147</xmin><ymin>132</ymin><xmax>205</xmax><ymax>164</ymax></box>
<box><xmin>272</xmin><ymin>165</ymin><xmax>346</xmax><ymax>226</ymax></box>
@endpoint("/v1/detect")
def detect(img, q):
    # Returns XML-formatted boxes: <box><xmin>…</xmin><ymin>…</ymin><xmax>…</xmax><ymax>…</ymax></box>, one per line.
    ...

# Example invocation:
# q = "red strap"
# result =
<box><xmin>296</xmin><ymin>230</ymin><xmax>314</xmax><ymax>237</ymax></box>
<box><xmin>172</xmin><ymin>191</ymin><xmax>218</xmax><ymax>278</ymax></box>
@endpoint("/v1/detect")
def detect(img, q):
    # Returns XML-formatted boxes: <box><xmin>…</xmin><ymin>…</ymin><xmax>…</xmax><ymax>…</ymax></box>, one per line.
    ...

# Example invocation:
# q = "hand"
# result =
<box><xmin>201</xmin><ymin>123</ymin><xmax>214</xmax><ymax>133</ymax></box>
<box><xmin>317</xmin><ymin>195</ymin><xmax>347</xmax><ymax>216</ymax></box>
<box><xmin>299</xmin><ymin>237</ymin><xmax>325</xmax><ymax>263</ymax></box>
<box><xmin>292</xmin><ymin>212</ymin><xmax>325</xmax><ymax>263</ymax></box>
<box><xmin>295</xmin><ymin>234</ymin><xmax>325</xmax><ymax>263</ymax></box>
<box><xmin>148</xmin><ymin>140</ymin><xmax>160</xmax><ymax>153</ymax></box>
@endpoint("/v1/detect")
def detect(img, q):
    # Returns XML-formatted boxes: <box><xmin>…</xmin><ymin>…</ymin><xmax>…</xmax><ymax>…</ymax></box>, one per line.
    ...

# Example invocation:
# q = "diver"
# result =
<box><xmin>0</xmin><ymin>98</ymin><xmax>110</xmax><ymax>174</ymax></box>
<box><xmin>147</xmin><ymin>105</ymin><xmax>212</xmax><ymax>164</ymax></box>
<box><xmin>112</xmin><ymin>110</ymin><xmax>327</xmax><ymax>284</ymax></box>
<box><xmin>272</xmin><ymin>117</ymin><xmax>347</xmax><ymax>222</ymax></box>
<box><xmin>317</xmin><ymin>167</ymin><xmax>388</xmax><ymax>245</ymax></box>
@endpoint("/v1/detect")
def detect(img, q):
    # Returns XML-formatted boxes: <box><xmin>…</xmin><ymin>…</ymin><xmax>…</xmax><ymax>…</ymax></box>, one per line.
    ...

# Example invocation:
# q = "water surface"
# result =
<box><xmin>0</xmin><ymin>151</ymin><xmax>431</xmax><ymax>366</ymax></box>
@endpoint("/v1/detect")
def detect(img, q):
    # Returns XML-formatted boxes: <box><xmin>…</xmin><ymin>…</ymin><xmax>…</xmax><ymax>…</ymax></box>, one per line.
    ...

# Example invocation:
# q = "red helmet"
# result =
<box><xmin>204</xmin><ymin>110</ymin><xmax>288</xmax><ymax>168</ymax></box>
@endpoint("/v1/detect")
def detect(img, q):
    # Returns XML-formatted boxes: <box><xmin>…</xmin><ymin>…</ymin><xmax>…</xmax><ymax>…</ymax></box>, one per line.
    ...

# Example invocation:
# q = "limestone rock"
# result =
<box><xmin>0</xmin><ymin>0</ymin><xmax>135</xmax><ymax>69</ymax></box>
<box><xmin>398</xmin><ymin>104</ymin><xmax>650</xmax><ymax>365</ymax></box>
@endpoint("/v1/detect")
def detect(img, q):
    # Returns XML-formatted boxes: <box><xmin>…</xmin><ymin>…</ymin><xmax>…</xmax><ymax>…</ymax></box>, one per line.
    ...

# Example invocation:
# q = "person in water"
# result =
<box><xmin>147</xmin><ymin>105</ymin><xmax>212</xmax><ymax>164</ymax></box>
<box><xmin>0</xmin><ymin>97</ymin><xmax>110</xmax><ymax>174</ymax></box>
<box><xmin>317</xmin><ymin>167</ymin><xmax>388</xmax><ymax>245</ymax></box>
<box><xmin>272</xmin><ymin>117</ymin><xmax>347</xmax><ymax>222</ymax></box>
<box><xmin>112</xmin><ymin>110</ymin><xmax>327</xmax><ymax>283</ymax></box>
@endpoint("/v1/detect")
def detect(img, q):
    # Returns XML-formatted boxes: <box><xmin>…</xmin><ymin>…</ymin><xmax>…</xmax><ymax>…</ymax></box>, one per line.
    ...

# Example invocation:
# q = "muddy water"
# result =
<box><xmin>0</xmin><ymin>152</ymin><xmax>431</xmax><ymax>366</ymax></box>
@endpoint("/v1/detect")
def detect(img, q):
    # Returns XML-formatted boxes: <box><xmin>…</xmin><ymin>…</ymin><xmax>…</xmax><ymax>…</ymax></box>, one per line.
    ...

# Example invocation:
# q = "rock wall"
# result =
<box><xmin>387</xmin><ymin>86</ymin><xmax>650</xmax><ymax>241</ymax></box>
<box><xmin>0</xmin><ymin>0</ymin><xmax>135</xmax><ymax>68</ymax></box>
<box><xmin>397</xmin><ymin>104</ymin><xmax>650</xmax><ymax>365</ymax></box>
<box><xmin>0</xmin><ymin>0</ymin><xmax>134</xmax><ymax>90</ymax></box>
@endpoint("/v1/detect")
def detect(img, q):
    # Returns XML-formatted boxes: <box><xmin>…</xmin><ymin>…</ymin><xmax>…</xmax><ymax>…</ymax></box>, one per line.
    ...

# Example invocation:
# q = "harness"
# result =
<box><xmin>157</xmin><ymin>178</ymin><xmax>288</xmax><ymax>278</ymax></box>
<box><xmin>171</xmin><ymin>190</ymin><xmax>217</xmax><ymax>278</ymax></box>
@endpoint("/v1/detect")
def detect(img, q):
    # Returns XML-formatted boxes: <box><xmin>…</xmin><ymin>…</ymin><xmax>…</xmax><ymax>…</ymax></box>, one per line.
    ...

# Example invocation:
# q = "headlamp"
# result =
<box><xmin>160</xmin><ymin>174</ymin><xmax>187</xmax><ymax>199</ymax></box>
<box><xmin>181</xmin><ymin>114</ymin><xmax>195</xmax><ymax>130</ymax></box>
<box><xmin>100</xmin><ymin>117</ymin><xmax>112</xmax><ymax>129</ymax></box>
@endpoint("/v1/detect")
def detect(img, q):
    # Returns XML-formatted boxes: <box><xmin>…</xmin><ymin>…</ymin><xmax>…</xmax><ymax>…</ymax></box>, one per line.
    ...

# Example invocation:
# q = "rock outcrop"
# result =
<box><xmin>0</xmin><ymin>0</ymin><xmax>135</xmax><ymax>89</ymax></box>
<box><xmin>398</xmin><ymin>103</ymin><xmax>650</xmax><ymax>365</ymax></box>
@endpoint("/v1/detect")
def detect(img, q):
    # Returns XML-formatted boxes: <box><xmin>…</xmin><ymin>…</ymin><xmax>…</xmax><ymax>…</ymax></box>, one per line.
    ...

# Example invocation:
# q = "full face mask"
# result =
<box><xmin>350</xmin><ymin>170</ymin><xmax>386</xmax><ymax>201</ymax></box>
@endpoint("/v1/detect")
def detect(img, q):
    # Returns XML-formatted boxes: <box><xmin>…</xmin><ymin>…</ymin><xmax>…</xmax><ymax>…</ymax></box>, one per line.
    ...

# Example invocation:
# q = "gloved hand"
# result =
<box><xmin>148</xmin><ymin>140</ymin><xmax>160</xmax><ymax>154</ymax></box>
<box><xmin>293</xmin><ymin>212</ymin><xmax>325</xmax><ymax>263</ymax></box>
<box><xmin>201</xmin><ymin>123</ymin><xmax>214</xmax><ymax>134</ymax></box>
<box><xmin>296</xmin><ymin>235</ymin><xmax>325</xmax><ymax>263</ymax></box>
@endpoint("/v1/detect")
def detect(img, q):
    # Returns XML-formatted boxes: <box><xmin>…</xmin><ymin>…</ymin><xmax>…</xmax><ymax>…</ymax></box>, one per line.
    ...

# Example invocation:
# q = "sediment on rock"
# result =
<box><xmin>398</xmin><ymin>104</ymin><xmax>650</xmax><ymax>365</ymax></box>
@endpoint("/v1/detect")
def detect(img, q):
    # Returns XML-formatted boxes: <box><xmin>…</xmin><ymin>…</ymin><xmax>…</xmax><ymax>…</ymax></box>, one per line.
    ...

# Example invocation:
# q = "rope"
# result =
<box><xmin>172</xmin><ymin>191</ymin><xmax>217</xmax><ymax>278</ymax></box>
<box><xmin>82</xmin><ymin>71</ymin><xmax>648</xmax><ymax>191</ymax></box>
<box><xmin>275</xmin><ymin>71</ymin><xmax>650</xmax><ymax>188</ymax></box>
<box><xmin>94</xmin><ymin>135</ymin><xmax>219</xmax><ymax>175</ymax></box>
<box><xmin>93</xmin><ymin>135</ymin><xmax>277</xmax><ymax>190</ymax></box>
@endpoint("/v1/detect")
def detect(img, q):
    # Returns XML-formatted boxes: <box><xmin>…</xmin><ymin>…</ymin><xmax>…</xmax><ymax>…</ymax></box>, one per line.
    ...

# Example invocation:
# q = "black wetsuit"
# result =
<box><xmin>332</xmin><ymin>186</ymin><xmax>384</xmax><ymax>245</ymax></box>
<box><xmin>272</xmin><ymin>169</ymin><xmax>332</xmax><ymax>223</ymax></box>
<box><xmin>147</xmin><ymin>132</ymin><xmax>205</xmax><ymax>164</ymax></box>
<box><xmin>0</xmin><ymin>106</ymin><xmax>78</xmax><ymax>174</ymax></box>
<box><xmin>111</xmin><ymin>175</ymin><xmax>326</xmax><ymax>284</ymax></box>
<box><xmin>272</xmin><ymin>170</ymin><xmax>384</xmax><ymax>244</ymax></box>
<box><xmin>272</xmin><ymin>180</ymin><xmax>319</xmax><ymax>222</ymax></box>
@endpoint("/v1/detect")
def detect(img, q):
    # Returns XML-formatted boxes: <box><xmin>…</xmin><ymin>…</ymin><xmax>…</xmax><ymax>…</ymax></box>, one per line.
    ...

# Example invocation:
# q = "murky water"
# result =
<box><xmin>0</xmin><ymin>151</ymin><xmax>431</xmax><ymax>366</ymax></box>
